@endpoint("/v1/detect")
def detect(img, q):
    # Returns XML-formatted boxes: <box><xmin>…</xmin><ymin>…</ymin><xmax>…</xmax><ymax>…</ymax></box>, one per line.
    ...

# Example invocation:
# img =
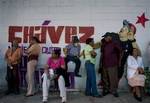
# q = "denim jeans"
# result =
<box><xmin>85</xmin><ymin>61</ymin><xmax>99</xmax><ymax>96</ymax></box>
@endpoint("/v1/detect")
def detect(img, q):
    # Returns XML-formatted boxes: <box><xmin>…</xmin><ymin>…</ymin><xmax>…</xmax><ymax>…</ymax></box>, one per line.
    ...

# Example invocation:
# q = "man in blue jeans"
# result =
<box><xmin>82</xmin><ymin>38</ymin><xmax>101</xmax><ymax>97</ymax></box>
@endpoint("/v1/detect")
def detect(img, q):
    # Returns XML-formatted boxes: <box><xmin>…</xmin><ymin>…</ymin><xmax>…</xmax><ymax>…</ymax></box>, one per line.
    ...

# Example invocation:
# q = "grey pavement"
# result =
<box><xmin>0</xmin><ymin>91</ymin><xmax>150</xmax><ymax>103</ymax></box>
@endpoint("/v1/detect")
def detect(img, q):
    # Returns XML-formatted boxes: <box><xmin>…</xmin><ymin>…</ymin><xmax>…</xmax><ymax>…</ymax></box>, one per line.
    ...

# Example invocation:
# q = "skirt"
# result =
<box><xmin>128</xmin><ymin>74</ymin><xmax>146</xmax><ymax>87</ymax></box>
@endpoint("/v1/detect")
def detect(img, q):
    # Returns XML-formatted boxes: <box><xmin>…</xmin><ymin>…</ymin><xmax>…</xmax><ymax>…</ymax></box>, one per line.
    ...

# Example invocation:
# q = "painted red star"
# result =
<box><xmin>136</xmin><ymin>13</ymin><xmax>149</xmax><ymax>28</ymax></box>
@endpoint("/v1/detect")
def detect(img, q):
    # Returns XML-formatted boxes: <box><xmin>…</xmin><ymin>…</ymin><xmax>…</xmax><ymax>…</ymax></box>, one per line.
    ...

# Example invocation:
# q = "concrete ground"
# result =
<box><xmin>0</xmin><ymin>91</ymin><xmax>150</xmax><ymax>103</ymax></box>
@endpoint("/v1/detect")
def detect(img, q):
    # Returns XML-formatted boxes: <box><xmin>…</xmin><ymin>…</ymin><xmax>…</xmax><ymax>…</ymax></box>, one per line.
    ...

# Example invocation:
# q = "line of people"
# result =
<box><xmin>4</xmin><ymin>35</ymin><xmax>146</xmax><ymax>103</ymax></box>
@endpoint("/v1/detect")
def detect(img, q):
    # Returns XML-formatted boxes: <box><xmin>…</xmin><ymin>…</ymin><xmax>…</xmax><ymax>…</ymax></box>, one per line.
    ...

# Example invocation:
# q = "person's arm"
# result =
<box><xmin>60</xmin><ymin>57</ymin><xmax>65</xmax><ymax>69</ymax></box>
<box><xmin>5</xmin><ymin>49</ymin><xmax>12</xmax><ymax>66</ymax></box>
<box><xmin>139</xmin><ymin>57</ymin><xmax>144</xmax><ymax>69</ymax></box>
<box><xmin>127</xmin><ymin>56</ymin><xmax>138</xmax><ymax>70</ymax></box>
<box><xmin>63</xmin><ymin>48</ymin><xmax>68</xmax><ymax>57</ymax></box>
<box><xmin>5</xmin><ymin>49</ymin><xmax>14</xmax><ymax>69</ymax></box>
<box><xmin>138</xmin><ymin>57</ymin><xmax>144</xmax><ymax>74</ymax></box>
<box><xmin>27</xmin><ymin>44</ymin><xmax>36</xmax><ymax>55</ymax></box>
<box><xmin>5</xmin><ymin>49</ymin><xmax>9</xmax><ymax>62</ymax></box>
<box><xmin>78</xmin><ymin>44</ymin><xmax>81</xmax><ymax>57</ymax></box>
<box><xmin>90</xmin><ymin>50</ymin><xmax>97</xmax><ymax>58</ymax></box>
<box><xmin>93</xmin><ymin>42</ymin><xmax>101</xmax><ymax>49</ymax></box>
<box><xmin>63</xmin><ymin>44</ymin><xmax>70</xmax><ymax>57</ymax></box>
<box><xmin>9</xmin><ymin>48</ymin><xmax>22</xmax><ymax>63</ymax></box>
<box><xmin>44</xmin><ymin>64</ymin><xmax>49</xmax><ymax>75</ymax></box>
<box><xmin>37</xmin><ymin>44</ymin><xmax>41</xmax><ymax>55</ymax></box>
<box><xmin>44</xmin><ymin>58</ymin><xmax>51</xmax><ymax>75</ymax></box>
<box><xmin>24</xmin><ymin>44</ymin><xmax>31</xmax><ymax>54</ymax></box>
<box><xmin>80</xmin><ymin>50</ymin><xmax>85</xmax><ymax>58</ymax></box>
<box><xmin>27</xmin><ymin>45</ymin><xmax>32</xmax><ymax>54</ymax></box>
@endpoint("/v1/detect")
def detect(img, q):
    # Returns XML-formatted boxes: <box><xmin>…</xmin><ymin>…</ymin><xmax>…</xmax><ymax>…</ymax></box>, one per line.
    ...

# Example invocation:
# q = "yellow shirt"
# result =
<box><xmin>83</xmin><ymin>44</ymin><xmax>96</xmax><ymax>64</ymax></box>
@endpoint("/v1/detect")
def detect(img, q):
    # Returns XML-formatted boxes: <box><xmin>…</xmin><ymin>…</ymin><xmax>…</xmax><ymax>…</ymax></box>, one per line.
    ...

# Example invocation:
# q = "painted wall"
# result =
<box><xmin>0</xmin><ymin>0</ymin><xmax>150</xmax><ymax>90</ymax></box>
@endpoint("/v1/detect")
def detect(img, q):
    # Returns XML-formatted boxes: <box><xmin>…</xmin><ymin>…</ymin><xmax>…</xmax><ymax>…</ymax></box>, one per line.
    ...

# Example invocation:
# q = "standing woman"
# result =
<box><xmin>25</xmin><ymin>37</ymin><xmax>41</xmax><ymax>97</ymax></box>
<box><xmin>82</xmin><ymin>38</ymin><xmax>101</xmax><ymax>97</ymax></box>
<box><xmin>127</xmin><ymin>48</ymin><xmax>146</xmax><ymax>102</ymax></box>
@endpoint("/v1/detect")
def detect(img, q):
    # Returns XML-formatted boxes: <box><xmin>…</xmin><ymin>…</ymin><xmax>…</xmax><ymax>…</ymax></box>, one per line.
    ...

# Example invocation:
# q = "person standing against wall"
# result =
<box><xmin>82</xmin><ymin>38</ymin><xmax>101</xmax><ymax>97</ymax></box>
<box><xmin>99</xmin><ymin>38</ymin><xmax>110</xmax><ymax>96</ymax></box>
<box><xmin>63</xmin><ymin>36</ymin><xmax>81</xmax><ymax>77</ymax></box>
<box><xmin>101</xmin><ymin>33</ymin><xmax>121</xmax><ymax>97</ymax></box>
<box><xmin>5</xmin><ymin>39</ymin><xmax>22</xmax><ymax>95</ymax></box>
<box><xmin>25</xmin><ymin>36</ymin><xmax>41</xmax><ymax>97</ymax></box>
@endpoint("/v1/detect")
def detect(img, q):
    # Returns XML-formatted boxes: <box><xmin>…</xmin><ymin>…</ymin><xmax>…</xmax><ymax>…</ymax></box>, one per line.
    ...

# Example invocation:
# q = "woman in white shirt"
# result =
<box><xmin>127</xmin><ymin>48</ymin><xmax>146</xmax><ymax>102</ymax></box>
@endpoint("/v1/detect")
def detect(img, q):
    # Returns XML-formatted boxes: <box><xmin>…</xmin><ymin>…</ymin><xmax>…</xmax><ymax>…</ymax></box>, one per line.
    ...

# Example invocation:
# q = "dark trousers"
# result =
<box><xmin>66</xmin><ymin>55</ymin><xmax>81</xmax><ymax>75</ymax></box>
<box><xmin>6</xmin><ymin>64</ymin><xmax>20</xmax><ymax>93</ymax></box>
<box><xmin>103</xmin><ymin>66</ymin><xmax>118</xmax><ymax>93</ymax></box>
<box><xmin>101</xmin><ymin>67</ymin><xmax>110</xmax><ymax>91</ymax></box>
<box><xmin>55</xmin><ymin>68</ymin><xmax>70</xmax><ymax>87</ymax></box>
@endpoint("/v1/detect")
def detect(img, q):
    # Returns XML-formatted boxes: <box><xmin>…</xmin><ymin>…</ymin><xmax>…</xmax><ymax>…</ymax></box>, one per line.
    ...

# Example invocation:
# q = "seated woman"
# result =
<box><xmin>42</xmin><ymin>48</ymin><xmax>67</xmax><ymax>103</ymax></box>
<box><xmin>127</xmin><ymin>48</ymin><xmax>146</xmax><ymax>102</ymax></box>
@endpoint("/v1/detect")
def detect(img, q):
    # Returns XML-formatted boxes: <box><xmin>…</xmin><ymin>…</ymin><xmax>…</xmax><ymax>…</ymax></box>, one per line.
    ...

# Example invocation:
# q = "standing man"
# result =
<box><xmin>82</xmin><ymin>38</ymin><xmax>101</xmax><ymax>97</ymax></box>
<box><xmin>25</xmin><ymin>36</ymin><xmax>41</xmax><ymax>97</ymax></box>
<box><xmin>101</xmin><ymin>33</ymin><xmax>121</xmax><ymax>97</ymax></box>
<box><xmin>5</xmin><ymin>39</ymin><xmax>22</xmax><ymax>95</ymax></box>
<box><xmin>99</xmin><ymin>38</ymin><xmax>110</xmax><ymax>96</ymax></box>
<box><xmin>64</xmin><ymin>36</ymin><xmax>81</xmax><ymax>77</ymax></box>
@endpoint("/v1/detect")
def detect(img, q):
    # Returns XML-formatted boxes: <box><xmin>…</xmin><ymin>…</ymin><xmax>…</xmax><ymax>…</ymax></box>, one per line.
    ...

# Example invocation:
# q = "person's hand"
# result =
<box><xmin>24</xmin><ymin>49</ymin><xmax>28</xmax><ymax>54</ymax></box>
<box><xmin>138</xmin><ymin>67</ymin><xmax>144</xmax><ymax>74</ymax></box>
<box><xmin>63</xmin><ymin>48</ymin><xmax>67</xmax><ymax>57</ymax></box>
<box><xmin>47</xmin><ymin>74</ymin><xmax>50</xmax><ymax>79</ymax></box>
<box><xmin>80</xmin><ymin>50</ymin><xmax>84</xmax><ymax>58</ymax></box>
<box><xmin>91</xmin><ymin>51</ymin><xmax>97</xmax><ymax>58</ymax></box>
<box><xmin>8</xmin><ymin>56</ymin><xmax>12</xmax><ymax>62</ymax></box>
<box><xmin>10</xmin><ymin>66</ymin><xmax>13</xmax><ymax>69</ymax></box>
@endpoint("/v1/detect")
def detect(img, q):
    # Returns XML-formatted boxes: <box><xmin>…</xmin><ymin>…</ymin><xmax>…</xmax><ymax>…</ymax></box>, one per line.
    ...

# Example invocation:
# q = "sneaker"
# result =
<box><xmin>62</xmin><ymin>97</ymin><xmax>66</xmax><ymax>103</ymax></box>
<box><xmin>42</xmin><ymin>100</ymin><xmax>47</xmax><ymax>103</ymax></box>
<box><xmin>42</xmin><ymin>98</ymin><xmax>48</xmax><ymax>103</ymax></box>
